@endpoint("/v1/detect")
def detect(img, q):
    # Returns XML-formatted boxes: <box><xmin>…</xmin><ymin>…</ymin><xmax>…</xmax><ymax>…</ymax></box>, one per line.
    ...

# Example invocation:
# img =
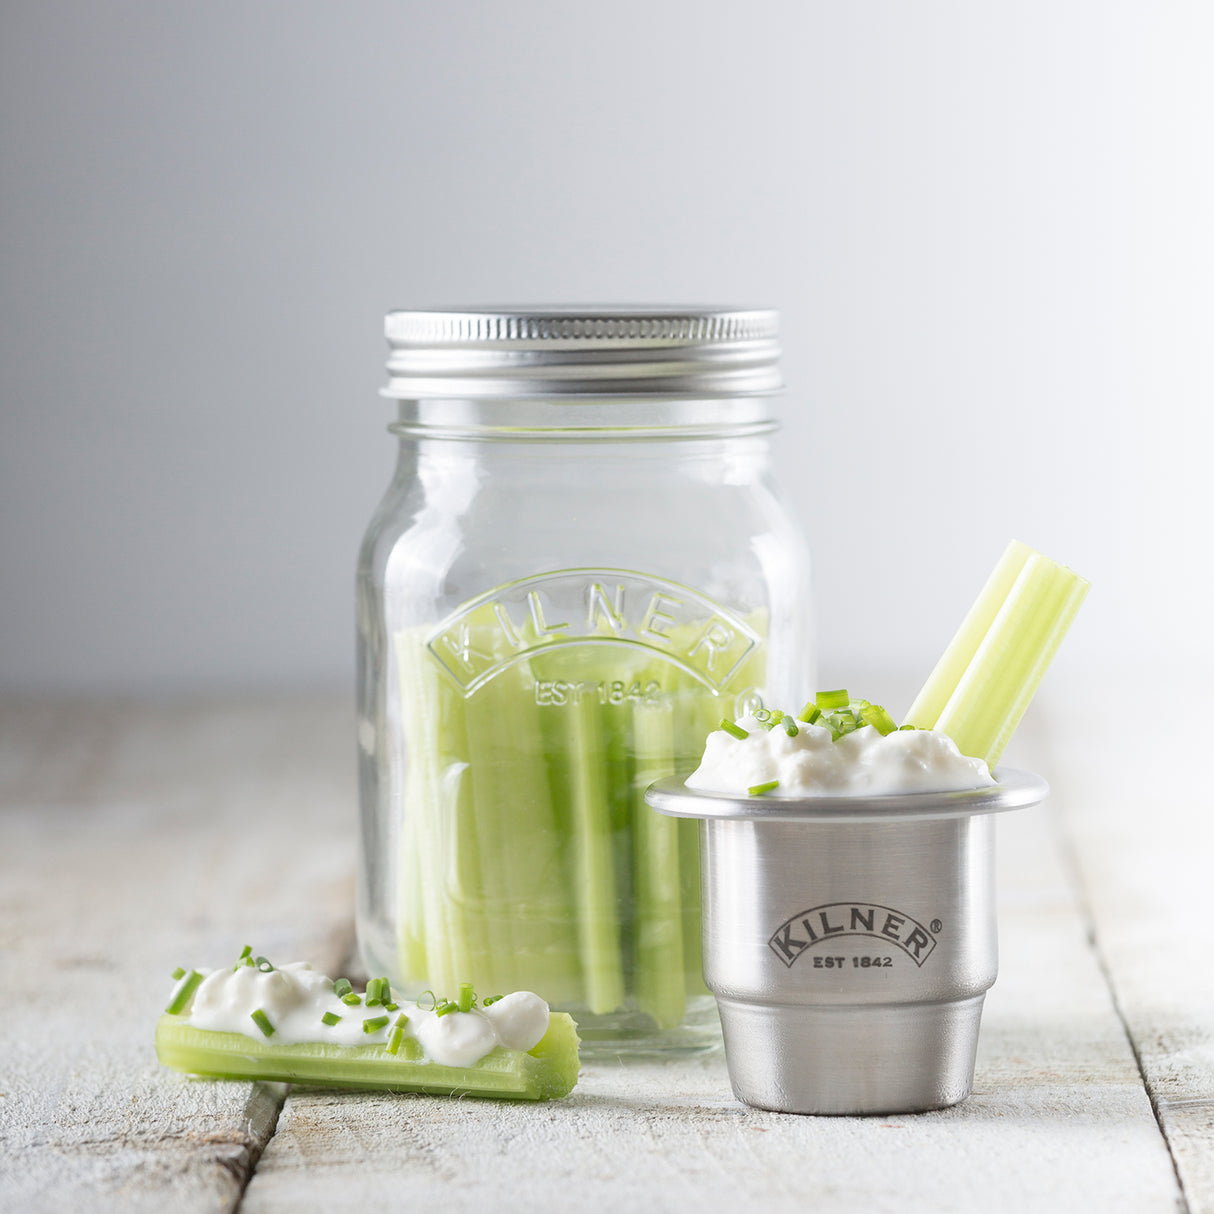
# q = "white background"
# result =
<box><xmin>2</xmin><ymin>2</ymin><xmax>1210</xmax><ymax>699</ymax></box>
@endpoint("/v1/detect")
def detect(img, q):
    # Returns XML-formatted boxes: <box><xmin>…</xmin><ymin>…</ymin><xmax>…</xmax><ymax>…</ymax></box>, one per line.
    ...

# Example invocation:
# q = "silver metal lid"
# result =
<box><xmin>383</xmin><ymin>306</ymin><xmax>781</xmax><ymax>400</ymax></box>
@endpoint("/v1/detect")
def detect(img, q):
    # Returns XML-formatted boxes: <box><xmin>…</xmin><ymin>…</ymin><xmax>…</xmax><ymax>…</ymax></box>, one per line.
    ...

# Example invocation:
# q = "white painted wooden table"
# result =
<box><xmin>0</xmin><ymin>691</ymin><xmax>1209</xmax><ymax>1213</ymax></box>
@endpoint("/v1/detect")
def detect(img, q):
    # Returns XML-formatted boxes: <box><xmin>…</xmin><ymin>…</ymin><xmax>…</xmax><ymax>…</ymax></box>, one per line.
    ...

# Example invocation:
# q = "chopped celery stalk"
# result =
<box><xmin>562</xmin><ymin>692</ymin><xmax>626</xmax><ymax>1014</ymax></box>
<box><xmin>393</xmin><ymin>610</ymin><xmax>768</xmax><ymax>1022</ymax></box>
<box><xmin>904</xmin><ymin>540</ymin><xmax>1034</xmax><ymax>730</ymax></box>
<box><xmin>631</xmin><ymin>692</ymin><xmax>685</xmax><ymax>1030</ymax></box>
<box><xmin>816</xmin><ymin>689</ymin><xmax>849</xmax><ymax>709</ymax></box>
<box><xmin>930</xmin><ymin>552</ymin><xmax>1088</xmax><ymax>767</ymax></box>
<box><xmin>155</xmin><ymin>1011</ymin><xmax>580</xmax><ymax>1101</ymax></box>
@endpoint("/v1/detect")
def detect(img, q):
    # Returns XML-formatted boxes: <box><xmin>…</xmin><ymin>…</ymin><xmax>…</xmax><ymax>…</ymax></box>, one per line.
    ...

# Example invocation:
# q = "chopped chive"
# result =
<box><xmin>417</xmin><ymin>990</ymin><xmax>437</xmax><ymax>1012</ymax></box>
<box><xmin>769</xmin><ymin>710</ymin><xmax>785</xmax><ymax>724</ymax></box>
<box><xmin>250</xmin><ymin>1008</ymin><xmax>275</xmax><ymax>1038</ymax></box>
<box><xmin>386</xmin><ymin>1012</ymin><xmax>408</xmax><ymax>1055</ymax></box>
<box><xmin>457</xmin><ymin>982</ymin><xmax>476</xmax><ymax>1013</ymax></box>
<box><xmin>342</xmin><ymin>992</ymin><xmax>362</xmax><ymax>1006</ymax></box>
<box><xmin>365</xmin><ymin>977</ymin><xmax>383</xmax><ymax>1007</ymax></box>
<box><xmin>384</xmin><ymin>1001</ymin><xmax>399</xmax><ymax>1012</ymax></box>
<box><xmin>170</xmin><ymin>966</ymin><xmax>186</xmax><ymax>981</ymax></box>
<box><xmin>783</xmin><ymin>718</ymin><xmax>799</xmax><ymax>737</ymax></box>
<box><xmin>333</xmin><ymin>978</ymin><xmax>352</xmax><ymax>998</ymax></box>
<box><xmin>165</xmin><ymin>969</ymin><xmax>203</xmax><ymax>1016</ymax></box>
<box><xmin>243</xmin><ymin>956</ymin><xmax>256</xmax><ymax>968</ymax></box>
<box><xmin>817</xmin><ymin>689</ymin><xmax>849</xmax><ymax>709</ymax></box>
<box><xmin>435</xmin><ymin>999</ymin><xmax>457</xmax><ymax>1017</ymax></box>
<box><xmin>482</xmin><ymin>994</ymin><xmax>503</xmax><ymax>1007</ymax></box>
<box><xmin>238</xmin><ymin>945</ymin><xmax>252</xmax><ymax>961</ymax></box>
<box><xmin>861</xmin><ymin>703</ymin><xmax>898</xmax><ymax>736</ymax></box>
<box><xmin>898</xmin><ymin>723</ymin><xmax>917</xmax><ymax>730</ymax></box>
<box><xmin>255</xmin><ymin>956</ymin><xmax>274</xmax><ymax>973</ymax></box>
<box><xmin>321</xmin><ymin>1011</ymin><xmax>342</xmax><ymax>1026</ymax></box>
<box><xmin>719</xmin><ymin>718</ymin><xmax>748</xmax><ymax>740</ymax></box>
<box><xmin>752</xmin><ymin>708</ymin><xmax>771</xmax><ymax>723</ymax></box>
<box><xmin>363</xmin><ymin>1015</ymin><xmax>391</xmax><ymax>1034</ymax></box>
<box><xmin>748</xmin><ymin>780</ymin><xmax>780</xmax><ymax>796</ymax></box>
<box><xmin>796</xmin><ymin>702</ymin><xmax>822</xmax><ymax>724</ymax></box>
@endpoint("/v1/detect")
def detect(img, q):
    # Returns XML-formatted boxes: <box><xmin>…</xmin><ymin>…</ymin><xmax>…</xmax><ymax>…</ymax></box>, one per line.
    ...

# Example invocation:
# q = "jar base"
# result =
<box><xmin>570</xmin><ymin>995</ymin><xmax>722</xmax><ymax>1059</ymax></box>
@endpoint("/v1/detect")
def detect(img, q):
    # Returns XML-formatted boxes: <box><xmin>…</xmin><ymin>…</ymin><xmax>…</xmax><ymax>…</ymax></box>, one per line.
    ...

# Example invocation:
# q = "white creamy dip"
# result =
<box><xmin>182</xmin><ymin>962</ymin><xmax>549</xmax><ymax>1067</ymax></box>
<box><xmin>686</xmin><ymin>715</ymin><xmax>995</xmax><ymax>797</ymax></box>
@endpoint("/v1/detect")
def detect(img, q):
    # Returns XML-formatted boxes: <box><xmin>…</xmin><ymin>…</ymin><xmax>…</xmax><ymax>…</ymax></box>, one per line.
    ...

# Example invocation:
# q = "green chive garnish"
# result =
<box><xmin>482</xmin><ymin>994</ymin><xmax>503</xmax><ymax>1007</ymax></box>
<box><xmin>365</xmin><ymin>977</ymin><xmax>383</xmax><ymax>1007</ymax></box>
<box><xmin>719</xmin><ymin>718</ymin><xmax>748</xmax><ymax>740</ymax></box>
<box><xmin>435</xmin><ymin>999</ymin><xmax>457</xmax><ymax>1017</ymax></box>
<box><xmin>899</xmin><ymin>723</ymin><xmax>917</xmax><ymax>730</ymax></box>
<box><xmin>238</xmin><ymin>945</ymin><xmax>252</xmax><ymax>961</ymax></box>
<box><xmin>250</xmin><ymin>1009</ymin><xmax>275</xmax><ymax>1038</ymax></box>
<box><xmin>817</xmin><ymin>689</ymin><xmax>849</xmax><ymax>709</ymax></box>
<box><xmin>796</xmin><ymin>702</ymin><xmax>822</xmax><ymax>724</ymax></box>
<box><xmin>165</xmin><ymin>969</ymin><xmax>203</xmax><ymax>1015</ymax></box>
<box><xmin>861</xmin><ymin>703</ymin><xmax>898</xmax><ymax>736</ymax></box>
<box><xmin>386</xmin><ymin>1012</ymin><xmax>408</xmax><ymax>1055</ymax></box>
<box><xmin>363</xmin><ymin>1015</ymin><xmax>391</xmax><ymax>1034</ymax></box>
<box><xmin>255</xmin><ymin>956</ymin><xmax>274</xmax><ymax>973</ymax></box>
<box><xmin>170</xmin><ymin>966</ymin><xmax>186</xmax><ymax>981</ymax></box>
<box><xmin>770</xmin><ymin>710</ymin><xmax>785</xmax><ymax>724</ymax></box>
<box><xmin>384</xmin><ymin>1001</ymin><xmax>399</xmax><ymax>1012</ymax></box>
<box><xmin>457</xmin><ymin>982</ymin><xmax>475</xmax><ymax>1013</ymax></box>
<box><xmin>321</xmin><ymin>1011</ymin><xmax>342</xmax><ymax>1026</ymax></box>
<box><xmin>782</xmin><ymin>718</ymin><xmax>799</xmax><ymax>737</ymax></box>
<box><xmin>342</xmin><ymin>992</ymin><xmax>362</xmax><ymax>1006</ymax></box>
<box><xmin>333</xmin><ymin>978</ymin><xmax>352</xmax><ymax>998</ymax></box>
<box><xmin>748</xmin><ymin>780</ymin><xmax>780</xmax><ymax>796</ymax></box>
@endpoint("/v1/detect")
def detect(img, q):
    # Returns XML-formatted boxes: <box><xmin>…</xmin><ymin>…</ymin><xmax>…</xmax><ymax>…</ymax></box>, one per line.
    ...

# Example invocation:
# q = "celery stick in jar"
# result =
<box><xmin>630</xmin><ymin>679</ymin><xmax>685</xmax><ymax>1029</ymax></box>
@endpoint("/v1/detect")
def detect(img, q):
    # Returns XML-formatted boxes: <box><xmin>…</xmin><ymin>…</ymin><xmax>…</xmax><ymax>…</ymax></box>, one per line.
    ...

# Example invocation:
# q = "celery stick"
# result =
<box><xmin>904</xmin><ymin>540</ymin><xmax>1034</xmax><ymax>730</ymax></box>
<box><xmin>630</xmin><ymin>687</ymin><xmax>685</xmax><ymax>1029</ymax></box>
<box><xmin>395</xmin><ymin>629</ymin><xmax>475</xmax><ymax>994</ymax></box>
<box><xmin>464</xmin><ymin>645</ymin><xmax>582</xmax><ymax>1003</ymax></box>
<box><xmin>932</xmin><ymin>552</ymin><xmax>1089</xmax><ymax>767</ymax></box>
<box><xmin>155</xmin><ymin>1011</ymin><xmax>580</xmax><ymax>1101</ymax></box>
<box><xmin>557</xmin><ymin>687</ymin><xmax>626</xmax><ymax>1014</ymax></box>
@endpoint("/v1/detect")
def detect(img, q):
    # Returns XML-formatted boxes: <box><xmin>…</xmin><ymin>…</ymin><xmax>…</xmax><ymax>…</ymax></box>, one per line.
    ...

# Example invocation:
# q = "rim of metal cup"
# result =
<box><xmin>644</xmin><ymin>767</ymin><xmax>1048</xmax><ymax>824</ymax></box>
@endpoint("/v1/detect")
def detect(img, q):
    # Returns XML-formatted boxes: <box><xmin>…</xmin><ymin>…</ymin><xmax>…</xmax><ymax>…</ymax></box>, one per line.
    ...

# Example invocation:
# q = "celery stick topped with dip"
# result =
<box><xmin>156</xmin><ymin>947</ymin><xmax>580</xmax><ymax>1101</ymax></box>
<box><xmin>687</xmin><ymin>541</ymin><xmax>1088</xmax><ymax>798</ymax></box>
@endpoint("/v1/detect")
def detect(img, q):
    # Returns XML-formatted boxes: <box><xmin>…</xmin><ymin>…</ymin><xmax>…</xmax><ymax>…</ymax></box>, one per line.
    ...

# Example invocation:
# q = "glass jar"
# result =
<box><xmin>356</xmin><ymin>307</ymin><xmax>813</xmax><ymax>1051</ymax></box>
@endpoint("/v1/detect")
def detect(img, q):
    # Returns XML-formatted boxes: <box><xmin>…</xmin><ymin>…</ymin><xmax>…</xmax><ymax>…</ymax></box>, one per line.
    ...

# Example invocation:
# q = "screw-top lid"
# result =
<box><xmin>383</xmin><ymin>306</ymin><xmax>781</xmax><ymax>400</ymax></box>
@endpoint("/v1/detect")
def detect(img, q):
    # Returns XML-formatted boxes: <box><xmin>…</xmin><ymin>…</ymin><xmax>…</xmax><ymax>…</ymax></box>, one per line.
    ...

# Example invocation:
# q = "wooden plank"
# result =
<box><xmin>0</xmin><ymin>698</ymin><xmax>358</xmax><ymax>1214</ymax></box>
<box><xmin>237</xmin><ymin>720</ymin><xmax>1182</xmax><ymax>1213</ymax></box>
<box><xmin>1041</xmin><ymin>692</ymin><xmax>1214</xmax><ymax>1214</ymax></box>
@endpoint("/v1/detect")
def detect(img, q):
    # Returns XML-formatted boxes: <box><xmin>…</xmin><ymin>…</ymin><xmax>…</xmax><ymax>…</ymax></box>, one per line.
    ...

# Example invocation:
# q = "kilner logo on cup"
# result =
<box><xmin>769</xmin><ymin>902</ymin><xmax>938</xmax><ymax>968</ymax></box>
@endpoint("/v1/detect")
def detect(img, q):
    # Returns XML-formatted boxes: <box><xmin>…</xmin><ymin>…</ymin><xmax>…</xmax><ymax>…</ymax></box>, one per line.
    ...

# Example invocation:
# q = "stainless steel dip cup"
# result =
<box><xmin>644</xmin><ymin>770</ymin><xmax>1048</xmax><ymax>1115</ymax></box>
